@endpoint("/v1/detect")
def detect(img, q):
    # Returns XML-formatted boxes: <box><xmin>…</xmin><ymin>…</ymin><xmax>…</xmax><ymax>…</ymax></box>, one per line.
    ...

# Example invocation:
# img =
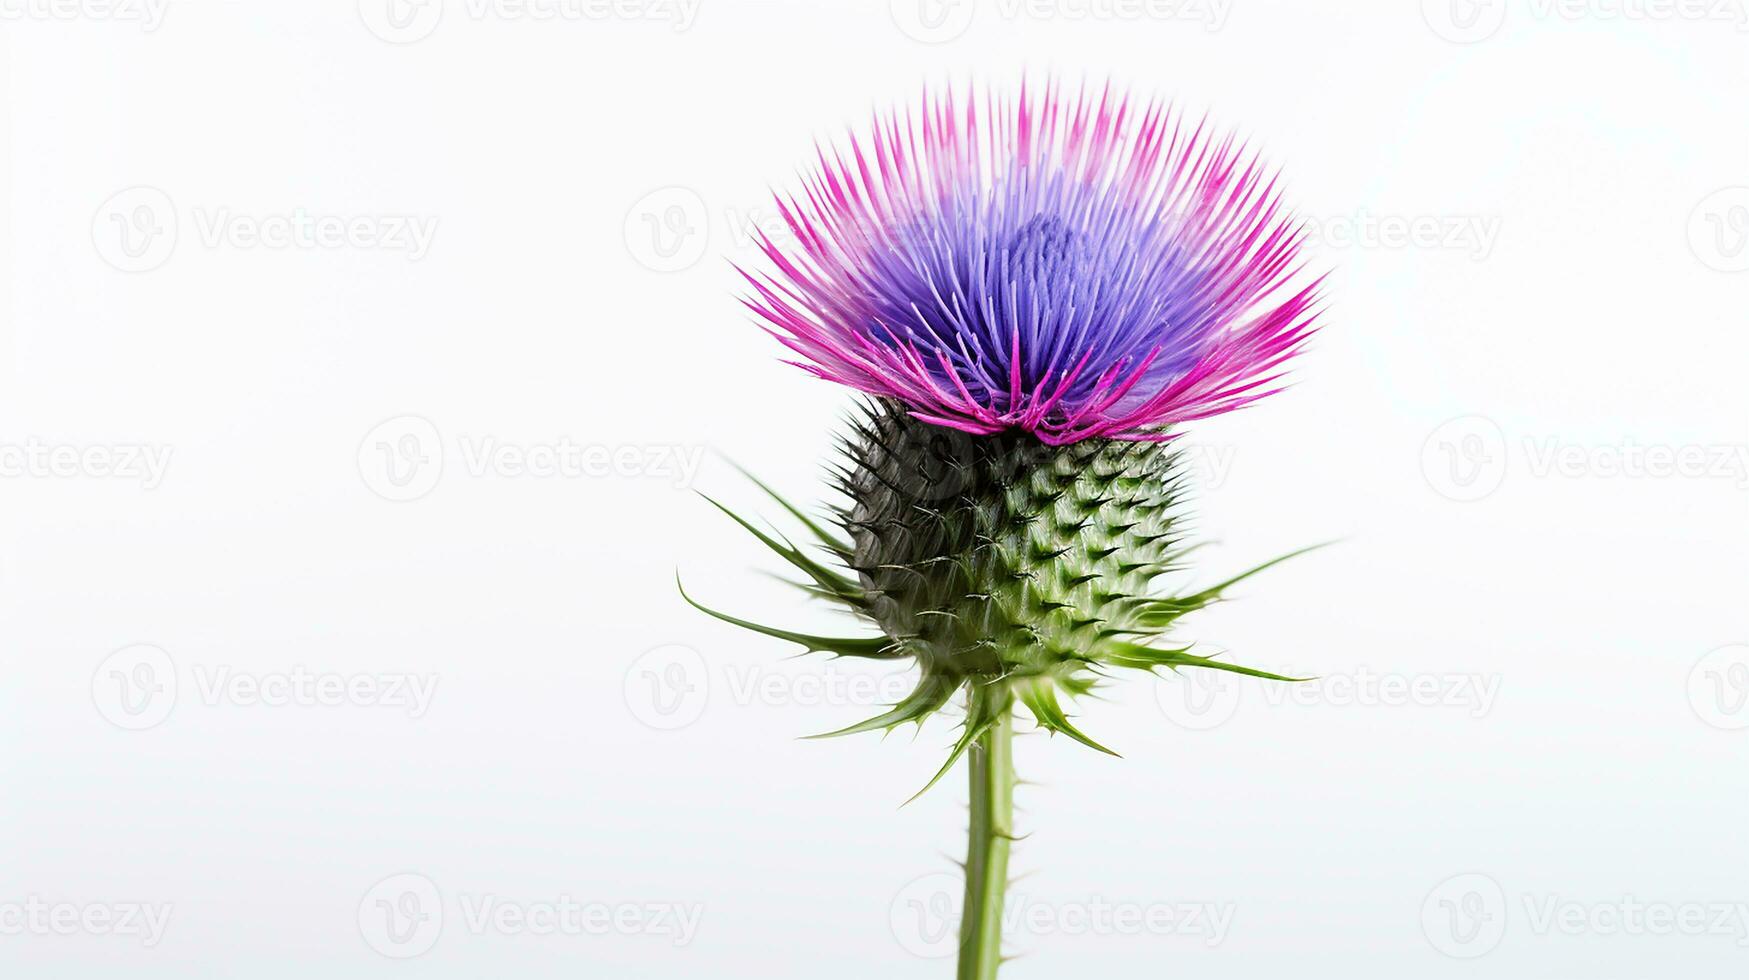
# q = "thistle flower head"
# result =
<box><xmin>743</xmin><ymin>79</ymin><xmax>1323</xmax><ymax>444</ymax></box>
<box><xmin>689</xmin><ymin>81</ymin><xmax>1324</xmax><ymax>790</ymax></box>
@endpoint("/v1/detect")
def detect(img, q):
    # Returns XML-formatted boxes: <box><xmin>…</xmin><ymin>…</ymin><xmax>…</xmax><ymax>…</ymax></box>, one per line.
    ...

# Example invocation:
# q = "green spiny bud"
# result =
<box><xmin>683</xmin><ymin>400</ymin><xmax>1313</xmax><ymax>782</ymax></box>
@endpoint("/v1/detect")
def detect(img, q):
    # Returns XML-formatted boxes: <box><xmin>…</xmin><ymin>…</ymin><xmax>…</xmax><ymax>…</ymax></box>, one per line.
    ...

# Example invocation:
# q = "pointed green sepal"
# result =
<box><xmin>697</xmin><ymin>492</ymin><xmax>866</xmax><ymax>609</ymax></box>
<box><xmin>1103</xmin><ymin>640</ymin><xmax>1312</xmax><ymax>682</ymax></box>
<box><xmin>1178</xmin><ymin>542</ymin><xmax>1332</xmax><ymax>606</ymax></box>
<box><xmin>1128</xmin><ymin>542</ymin><xmax>1332</xmax><ymax>628</ymax></box>
<box><xmin>676</xmin><ymin>575</ymin><xmax>899</xmax><ymax>659</ymax></box>
<box><xmin>803</xmin><ymin>670</ymin><xmax>961</xmax><ymax>740</ymax></box>
<box><xmin>725</xmin><ymin>459</ymin><xmax>854</xmax><ymax>555</ymax></box>
<box><xmin>1016</xmin><ymin>676</ymin><xmax>1120</xmax><ymax>757</ymax></box>
<box><xmin>904</xmin><ymin>681</ymin><xmax>1011</xmax><ymax>806</ymax></box>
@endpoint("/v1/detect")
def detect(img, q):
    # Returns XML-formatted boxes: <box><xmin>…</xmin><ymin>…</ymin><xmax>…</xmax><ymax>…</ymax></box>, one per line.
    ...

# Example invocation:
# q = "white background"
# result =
<box><xmin>3</xmin><ymin>1</ymin><xmax>1747</xmax><ymax>977</ymax></box>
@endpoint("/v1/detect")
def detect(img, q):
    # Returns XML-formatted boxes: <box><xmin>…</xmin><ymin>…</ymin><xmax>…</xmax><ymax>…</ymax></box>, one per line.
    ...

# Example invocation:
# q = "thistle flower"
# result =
<box><xmin>684</xmin><ymin>79</ymin><xmax>1324</xmax><ymax>978</ymax></box>
<box><xmin>741</xmin><ymin>79</ymin><xmax>1321</xmax><ymax>444</ymax></box>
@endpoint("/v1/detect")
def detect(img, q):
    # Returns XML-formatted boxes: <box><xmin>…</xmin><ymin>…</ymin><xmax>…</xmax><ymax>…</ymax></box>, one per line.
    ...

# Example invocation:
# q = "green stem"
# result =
<box><xmin>957</xmin><ymin>702</ymin><xmax>1014</xmax><ymax>980</ymax></box>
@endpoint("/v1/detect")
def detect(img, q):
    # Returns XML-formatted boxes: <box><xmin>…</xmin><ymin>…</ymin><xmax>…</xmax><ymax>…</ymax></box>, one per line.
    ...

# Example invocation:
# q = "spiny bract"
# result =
<box><xmin>684</xmin><ymin>401</ymin><xmax>1310</xmax><ymax>794</ymax></box>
